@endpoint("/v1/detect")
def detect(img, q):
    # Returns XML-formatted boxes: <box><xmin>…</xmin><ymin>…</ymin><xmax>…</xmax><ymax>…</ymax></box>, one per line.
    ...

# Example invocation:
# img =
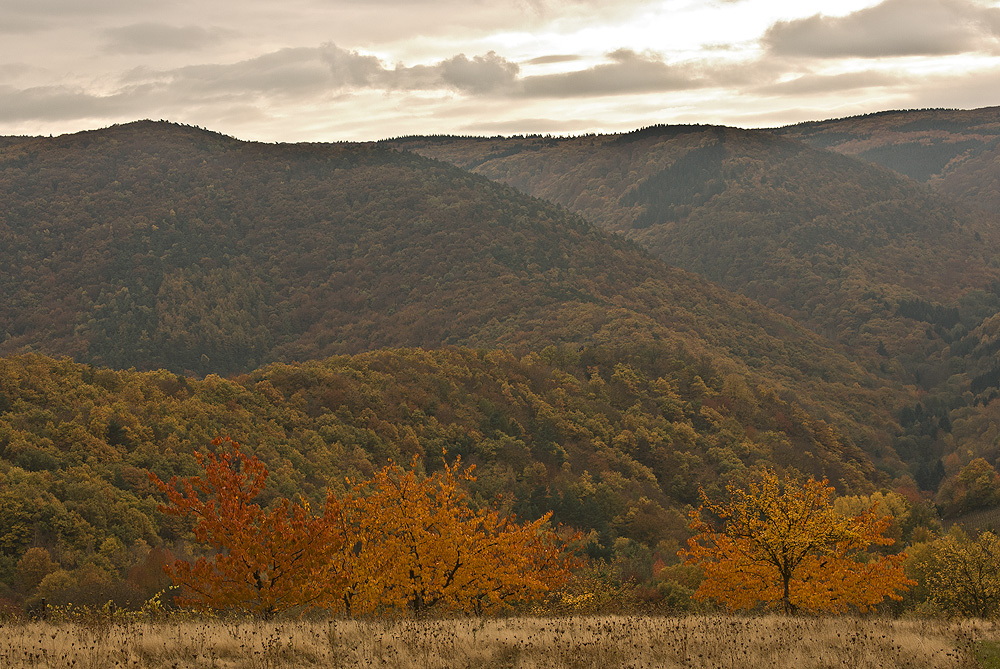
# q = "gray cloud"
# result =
<box><xmin>2</xmin><ymin>0</ymin><xmax>143</xmax><ymax>9</ymax></box>
<box><xmin>50</xmin><ymin>44</ymin><xmax>523</xmax><ymax>114</ymax></box>
<box><xmin>0</xmin><ymin>62</ymin><xmax>34</xmax><ymax>77</ymax></box>
<box><xmin>524</xmin><ymin>54</ymin><xmax>582</xmax><ymax>65</ymax></box>
<box><xmin>154</xmin><ymin>48</ymin><xmax>335</xmax><ymax>99</ymax></box>
<box><xmin>438</xmin><ymin>52</ymin><xmax>520</xmax><ymax>93</ymax></box>
<box><xmin>0</xmin><ymin>0</ymin><xmax>159</xmax><ymax>32</ymax></box>
<box><xmin>317</xmin><ymin>44</ymin><xmax>386</xmax><ymax>88</ymax></box>
<box><xmin>0</xmin><ymin>84</ymin><xmax>133</xmax><ymax>122</ymax></box>
<box><xmin>0</xmin><ymin>42</ymin><xmax>711</xmax><ymax>128</ymax></box>
<box><xmin>0</xmin><ymin>40</ymin><xmax>721</xmax><ymax>130</ymax></box>
<box><xmin>103</xmin><ymin>23</ymin><xmax>231</xmax><ymax>54</ymax></box>
<box><xmin>1</xmin><ymin>0</ymin><xmax>155</xmax><ymax>14</ymax></box>
<box><xmin>764</xmin><ymin>0</ymin><xmax>1000</xmax><ymax>58</ymax></box>
<box><xmin>0</xmin><ymin>17</ymin><xmax>45</xmax><ymax>34</ymax></box>
<box><xmin>520</xmin><ymin>49</ymin><xmax>701</xmax><ymax>97</ymax></box>
<box><xmin>358</xmin><ymin>51</ymin><xmax>520</xmax><ymax>94</ymax></box>
<box><xmin>123</xmin><ymin>45</ymin><xmax>534</xmax><ymax>100</ymax></box>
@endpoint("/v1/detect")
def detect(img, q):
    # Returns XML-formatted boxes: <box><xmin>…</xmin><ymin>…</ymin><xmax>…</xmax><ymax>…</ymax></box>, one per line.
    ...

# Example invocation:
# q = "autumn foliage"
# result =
<box><xmin>150</xmin><ymin>439</ymin><xmax>577</xmax><ymax>616</ymax></box>
<box><xmin>922</xmin><ymin>529</ymin><xmax>1000</xmax><ymax>618</ymax></box>
<box><xmin>148</xmin><ymin>437</ymin><xmax>345</xmax><ymax>616</ymax></box>
<box><xmin>334</xmin><ymin>458</ymin><xmax>579</xmax><ymax>616</ymax></box>
<box><xmin>681</xmin><ymin>469</ymin><xmax>913</xmax><ymax>614</ymax></box>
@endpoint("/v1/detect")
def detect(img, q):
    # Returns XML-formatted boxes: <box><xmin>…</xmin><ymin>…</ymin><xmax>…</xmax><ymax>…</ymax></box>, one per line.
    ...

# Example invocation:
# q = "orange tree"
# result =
<box><xmin>680</xmin><ymin>469</ymin><xmax>912</xmax><ymax>614</ymax></box>
<box><xmin>332</xmin><ymin>457</ymin><xmax>579</xmax><ymax>616</ymax></box>
<box><xmin>148</xmin><ymin>437</ymin><xmax>345</xmax><ymax>617</ymax></box>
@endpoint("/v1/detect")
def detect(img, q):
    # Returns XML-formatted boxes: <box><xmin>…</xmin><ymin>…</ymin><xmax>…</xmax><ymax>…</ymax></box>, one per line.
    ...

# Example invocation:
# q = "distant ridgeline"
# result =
<box><xmin>776</xmin><ymin>106</ymin><xmax>1000</xmax><ymax>210</ymax></box>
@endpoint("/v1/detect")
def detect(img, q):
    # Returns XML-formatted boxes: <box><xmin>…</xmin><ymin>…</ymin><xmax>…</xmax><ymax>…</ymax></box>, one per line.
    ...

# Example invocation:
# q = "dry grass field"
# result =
<box><xmin>0</xmin><ymin>614</ymin><xmax>995</xmax><ymax>669</ymax></box>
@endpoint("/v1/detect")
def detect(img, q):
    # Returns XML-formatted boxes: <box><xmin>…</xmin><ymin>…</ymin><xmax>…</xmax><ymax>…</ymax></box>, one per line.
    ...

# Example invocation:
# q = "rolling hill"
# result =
<box><xmin>385</xmin><ymin>127</ymin><xmax>1000</xmax><ymax>370</ymax></box>
<box><xmin>0</xmin><ymin>344</ymin><xmax>883</xmax><ymax>605</ymax></box>
<box><xmin>6</xmin><ymin>114</ymin><xmax>999</xmax><ymax>613</ymax></box>
<box><xmin>384</xmin><ymin>121</ymin><xmax>1000</xmax><ymax>497</ymax></box>
<box><xmin>0</xmin><ymin>121</ymin><xmax>909</xmax><ymax>460</ymax></box>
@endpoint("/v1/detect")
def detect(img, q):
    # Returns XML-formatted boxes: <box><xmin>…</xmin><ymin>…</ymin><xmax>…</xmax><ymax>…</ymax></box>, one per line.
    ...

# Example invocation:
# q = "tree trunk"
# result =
<box><xmin>782</xmin><ymin>574</ymin><xmax>796</xmax><ymax>615</ymax></box>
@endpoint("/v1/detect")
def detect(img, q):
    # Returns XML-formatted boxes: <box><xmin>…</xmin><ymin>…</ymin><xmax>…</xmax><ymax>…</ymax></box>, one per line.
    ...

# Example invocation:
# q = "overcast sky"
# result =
<box><xmin>2</xmin><ymin>0</ymin><xmax>1000</xmax><ymax>141</ymax></box>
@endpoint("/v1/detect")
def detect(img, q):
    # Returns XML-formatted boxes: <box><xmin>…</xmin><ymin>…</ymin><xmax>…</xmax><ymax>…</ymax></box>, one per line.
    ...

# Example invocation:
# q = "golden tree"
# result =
<box><xmin>333</xmin><ymin>457</ymin><xmax>578</xmax><ymax>616</ymax></box>
<box><xmin>924</xmin><ymin>528</ymin><xmax>1000</xmax><ymax>618</ymax></box>
<box><xmin>681</xmin><ymin>469</ymin><xmax>912</xmax><ymax>613</ymax></box>
<box><xmin>148</xmin><ymin>437</ymin><xmax>345</xmax><ymax>616</ymax></box>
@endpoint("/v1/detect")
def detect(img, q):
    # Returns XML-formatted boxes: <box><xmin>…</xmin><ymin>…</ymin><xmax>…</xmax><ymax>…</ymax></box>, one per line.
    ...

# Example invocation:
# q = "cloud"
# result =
<box><xmin>2</xmin><ymin>0</ymin><xmax>142</xmax><ymax>9</ymax></box>
<box><xmin>151</xmin><ymin>48</ymin><xmax>337</xmax><ymax>99</ymax></box>
<box><xmin>0</xmin><ymin>0</ymin><xmax>159</xmax><ymax>32</ymax></box>
<box><xmin>24</xmin><ymin>44</ymin><xmax>521</xmax><ymax>119</ymax></box>
<box><xmin>0</xmin><ymin>62</ymin><xmax>35</xmax><ymax>78</ymax></box>
<box><xmin>437</xmin><ymin>52</ymin><xmax>520</xmax><ymax>93</ymax></box>
<box><xmin>0</xmin><ymin>41</ymin><xmax>718</xmax><ymax>130</ymax></box>
<box><xmin>755</xmin><ymin>71</ymin><xmax>909</xmax><ymax>96</ymax></box>
<box><xmin>520</xmin><ymin>49</ymin><xmax>702</xmax><ymax>97</ymax></box>
<box><xmin>103</xmin><ymin>23</ymin><xmax>231</xmax><ymax>54</ymax></box>
<box><xmin>763</xmin><ymin>0</ymin><xmax>1000</xmax><ymax>58</ymax></box>
<box><xmin>122</xmin><ymin>45</ymin><xmax>523</xmax><ymax>101</ymax></box>
<box><xmin>0</xmin><ymin>17</ymin><xmax>45</xmax><ymax>34</ymax></box>
<box><xmin>315</xmin><ymin>45</ymin><xmax>386</xmax><ymax>89</ymax></box>
<box><xmin>524</xmin><ymin>55</ymin><xmax>582</xmax><ymax>65</ymax></box>
<box><xmin>0</xmin><ymin>84</ymin><xmax>133</xmax><ymax>122</ymax></box>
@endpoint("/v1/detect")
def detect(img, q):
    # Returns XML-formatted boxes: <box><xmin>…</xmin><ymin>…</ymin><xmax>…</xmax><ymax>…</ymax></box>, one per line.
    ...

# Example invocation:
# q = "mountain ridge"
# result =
<box><xmin>383</xmin><ymin>122</ymin><xmax>1000</xmax><ymax>371</ymax></box>
<box><xmin>775</xmin><ymin>106</ymin><xmax>1000</xmax><ymax>211</ymax></box>
<box><xmin>0</xmin><ymin>120</ymin><xmax>905</xmax><ymax>465</ymax></box>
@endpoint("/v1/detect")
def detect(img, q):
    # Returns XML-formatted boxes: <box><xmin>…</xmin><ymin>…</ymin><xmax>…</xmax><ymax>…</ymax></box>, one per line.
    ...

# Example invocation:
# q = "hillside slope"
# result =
<box><xmin>0</xmin><ymin>349</ymin><xmax>885</xmax><ymax>607</ymax></box>
<box><xmin>776</xmin><ymin>106</ymin><xmax>1000</xmax><ymax>212</ymax></box>
<box><xmin>385</xmin><ymin>128</ymin><xmax>1000</xmax><ymax>388</ymax></box>
<box><xmin>386</xmin><ymin>123</ymin><xmax>1000</xmax><ymax>497</ymax></box>
<box><xmin>0</xmin><ymin>121</ymin><xmax>904</xmax><ymax>463</ymax></box>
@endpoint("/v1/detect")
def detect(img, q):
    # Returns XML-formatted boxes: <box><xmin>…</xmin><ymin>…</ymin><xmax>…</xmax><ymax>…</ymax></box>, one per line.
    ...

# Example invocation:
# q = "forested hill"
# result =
<box><xmin>775</xmin><ymin>106</ymin><xmax>1000</xmax><ymax>212</ymax></box>
<box><xmin>384</xmin><ymin>128</ymin><xmax>1000</xmax><ymax>371</ymax></box>
<box><xmin>0</xmin><ymin>347</ymin><xmax>880</xmax><ymax>551</ymax></box>
<box><xmin>385</xmin><ymin>122</ymin><xmax>1000</xmax><ymax>500</ymax></box>
<box><xmin>0</xmin><ymin>346</ymin><xmax>888</xmax><ymax>608</ymax></box>
<box><xmin>0</xmin><ymin>120</ymin><xmax>904</xmax><ymax>466</ymax></box>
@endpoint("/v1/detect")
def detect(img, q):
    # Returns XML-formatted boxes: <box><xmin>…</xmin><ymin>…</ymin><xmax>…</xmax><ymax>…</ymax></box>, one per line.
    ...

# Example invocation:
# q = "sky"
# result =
<box><xmin>2</xmin><ymin>0</ymin><xmax>1000</xmax><ymax>142</ymax></box>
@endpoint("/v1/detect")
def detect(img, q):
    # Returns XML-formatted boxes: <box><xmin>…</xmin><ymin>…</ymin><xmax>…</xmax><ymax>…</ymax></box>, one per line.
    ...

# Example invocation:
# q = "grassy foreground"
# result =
<box><xmin>1</xmin><ymin>614</ymin><xmax>996</xmax><ymax>669</ymax></box>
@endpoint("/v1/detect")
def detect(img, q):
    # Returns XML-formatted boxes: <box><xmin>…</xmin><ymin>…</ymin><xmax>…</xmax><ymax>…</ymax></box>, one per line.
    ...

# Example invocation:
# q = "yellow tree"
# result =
<box><xmin>680</xmin><ymin>469</ymin><xmax>912</xmax><ymax>614</ymax></box>
<box><xmin>924</xmin><ymin>528</ymin><xmax>1000</xmax><ymax>618</ymax></box>
<box><xmin>333</xmin><ymin>457</ymin><xmax>578</xmax><ymax>616</ymax></box>
<box><xmin>148</xmin><ymin>437</ymin><xmax>345</xmax><ymax>616</ymax></box>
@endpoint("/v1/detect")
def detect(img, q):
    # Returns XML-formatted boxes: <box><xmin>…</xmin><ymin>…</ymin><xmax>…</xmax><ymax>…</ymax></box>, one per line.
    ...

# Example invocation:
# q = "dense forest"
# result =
<box><xmin>776</xmin><ymin>106</ymin><xmax>1000</xmax><ymax>212</ymax></box>
<box><xmin>385</xmin><ymin>124</ymin><xmax>1000</xmax><ymax>365</ymax></box>
<box><xmin>0</xmin><ymin>122</ymin><xmax>905</xmax><ymax>457</ymax></box>
<box><xmin>2</xmin><ymin>113</ymin><xmax>1000</xmax><ymax>615</ymax></box>
<box><xmin>0</xmin><ymin>347</ymin><xmax>882</xmax><ymax>609</ymax></box>
<box><xmin>384</xmin><ymin>112</ymin><xmax>1000</xmax><ymax>511</ymax></box>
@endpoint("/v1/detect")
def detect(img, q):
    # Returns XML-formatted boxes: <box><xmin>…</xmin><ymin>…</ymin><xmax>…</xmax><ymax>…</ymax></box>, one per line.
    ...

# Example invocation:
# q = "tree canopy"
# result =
<box><xmin>148</xmin><ymin>437</ymin><xmax>345</xmax><ymax>616</ymax></box>
<box><xmin>150</xmin><ymin>438</ymin><xmax>576</xmax><ymax>616</ymax></box>
<box><xmin>681</xmin><ymin>469</ymin><xmax>913</xmax><ymax>613</ymax></box>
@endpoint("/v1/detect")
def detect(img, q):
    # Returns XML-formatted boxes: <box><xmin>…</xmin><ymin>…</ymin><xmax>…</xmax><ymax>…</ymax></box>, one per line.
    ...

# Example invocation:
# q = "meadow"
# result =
<box><xmin>0</xmin><ymin>614</ymin><xmax>994</xmax><ymax>669</ymax></box>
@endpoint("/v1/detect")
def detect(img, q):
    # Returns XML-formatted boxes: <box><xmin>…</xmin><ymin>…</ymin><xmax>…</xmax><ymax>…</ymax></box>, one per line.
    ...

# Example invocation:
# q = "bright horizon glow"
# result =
<box><xmin>1</xmin><ymin>0</ymin><xmax>998</xmax><ymax>142</ymax></box>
